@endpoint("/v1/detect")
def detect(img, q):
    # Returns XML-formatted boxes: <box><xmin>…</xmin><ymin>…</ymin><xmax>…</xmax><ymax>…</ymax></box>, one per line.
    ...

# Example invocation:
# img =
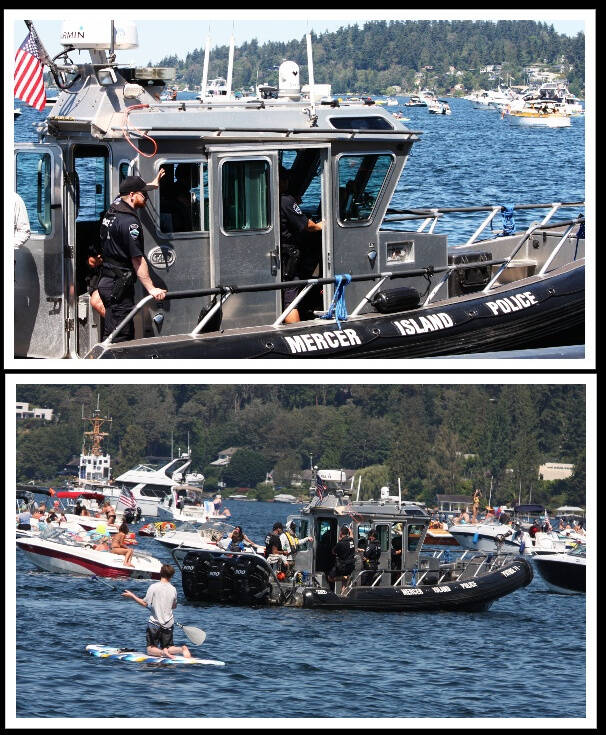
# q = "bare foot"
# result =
<box><xmin>181</xmin><ymin>645</ymin><xmax>191</xmax><ymax>658</ymax></box>
<box><xmin>123</xmin><ymin>562</ymin><xmax>135</xmax><ymax>568</ymax></box>
<box><xmin>162</xmin><ymin>648</ymin><xmax>176</xmax><ymax>659</ymax></box>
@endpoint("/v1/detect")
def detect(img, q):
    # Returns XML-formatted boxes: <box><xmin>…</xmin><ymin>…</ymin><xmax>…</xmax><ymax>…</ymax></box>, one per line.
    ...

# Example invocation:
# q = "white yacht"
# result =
<box><xmin>109</xmin><ymin>452</ymin><xmax>196</xmax><ymax>517</ymax></box>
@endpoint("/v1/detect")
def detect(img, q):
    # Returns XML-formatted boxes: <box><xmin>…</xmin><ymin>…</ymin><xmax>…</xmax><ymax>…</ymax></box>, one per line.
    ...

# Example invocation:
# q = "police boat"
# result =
<box><xmin>171</xmin><ymin>484</ymin><xmax>533</xmax><ymax>611</ymax></box>
<box><xmin>14</xmin><ymin>20</ymin><xmax>584</xmax><ymax>360</ymax></box>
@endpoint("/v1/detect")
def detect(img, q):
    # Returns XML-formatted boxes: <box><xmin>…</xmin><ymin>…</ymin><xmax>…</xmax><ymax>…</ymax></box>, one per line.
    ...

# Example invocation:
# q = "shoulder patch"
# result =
<box><xmin>129</xmin><ymin>222</ymin><xmax>140</xmax><ymax>239</ymax></box>
<box><xmin>292</xmin><ymin>202</ymin><xmax>303</xmax><ymax>216</ymax></box>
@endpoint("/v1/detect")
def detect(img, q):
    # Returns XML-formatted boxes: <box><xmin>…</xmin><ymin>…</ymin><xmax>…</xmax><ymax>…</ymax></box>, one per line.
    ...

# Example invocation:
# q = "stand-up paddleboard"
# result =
<box><xmin>86</xmin><ymin>645</ymin><xmax>225</xmax><ymax>666</ymax></box>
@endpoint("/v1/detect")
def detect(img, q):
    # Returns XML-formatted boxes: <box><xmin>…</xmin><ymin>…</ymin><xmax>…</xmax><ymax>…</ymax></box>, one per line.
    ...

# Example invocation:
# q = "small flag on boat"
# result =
<box><xmin>315</xmin><ymin>475</ymin><xmax>326</xmax><ymax>500</ymax></box>
<box><xmin>118</xmin><ymin>486</ymin><xmax>137</xmax><ymax>509</ymax></box>
<box><xmin>14</xmin><ymin>27</ymin><xmax>47</xmax><ymax>112</ymax></box>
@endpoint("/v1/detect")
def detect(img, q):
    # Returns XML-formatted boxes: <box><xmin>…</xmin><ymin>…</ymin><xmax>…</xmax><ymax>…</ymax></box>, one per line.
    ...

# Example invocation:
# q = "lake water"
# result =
<box><xmin>13</xmin><ymin>498</ymin><xmax>588</xmax><ymax>722</ymax></box>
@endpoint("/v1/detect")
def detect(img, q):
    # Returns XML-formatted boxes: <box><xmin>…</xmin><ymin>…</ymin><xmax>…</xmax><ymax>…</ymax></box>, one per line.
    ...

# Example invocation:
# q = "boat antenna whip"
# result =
<box><xmin>320</xmin><ymin>274</ymin><xmax>351</xmax><ymax>329</ymax></box>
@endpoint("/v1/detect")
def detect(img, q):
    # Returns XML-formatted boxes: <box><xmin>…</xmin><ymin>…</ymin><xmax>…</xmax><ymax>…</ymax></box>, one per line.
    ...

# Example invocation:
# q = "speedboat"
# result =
<box><xmin>154</xmin><ymin>521</ymin><xmax>262</xmax><ymax>554</ymax></box>
<box><xmin>157</xmin><ymin>485</ymin><xmax>231</xmax><ymax>522</ymax></box>
<box><xmin>172</xmin><ymin>481</ymin><xmax>533</xmax><ymax>610</ymax></box>
<box><xmin>533</xmin><ymin>544</ymin><xmax>586</xmax><ymax>593</ymax></box>
<box><xmin>405</xmin><ymin>94</ymin><xmax>427</xmax><ymax>107</ymax></box>
<box><xmin>448</xmin><ymin>505</ymin><xmax>568</xmax><ymax>555</ymax></box>
<box><xmin>16</xmin><ymin>527</ymin><xmax>162</xmax><ymax>579</ymax></box>
<box><xmin>428</xmin><ymin>100</ymin><xmax>451</xmax><ymax>115</ymax></box>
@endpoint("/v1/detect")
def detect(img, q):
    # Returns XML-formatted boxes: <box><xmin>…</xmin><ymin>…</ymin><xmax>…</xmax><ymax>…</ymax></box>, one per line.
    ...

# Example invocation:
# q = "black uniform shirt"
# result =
<box><xmin>363</xmin><ymin>540</ymin><xmax>381</xmax><ymax>569</ymax></box>
<box><xmin>280</xmin><ymin>193</ymin><xmax>309</xmax><ymax>248</ymax></box>
<box><xmin>100</xmin><ymin>199</ymin><xmax>145</xmax><ymax>269</ymax></box>
<box><xmin>334</xmin><ymin>536</ymin><xmax>356</xmax><ymax>564</ymax></box>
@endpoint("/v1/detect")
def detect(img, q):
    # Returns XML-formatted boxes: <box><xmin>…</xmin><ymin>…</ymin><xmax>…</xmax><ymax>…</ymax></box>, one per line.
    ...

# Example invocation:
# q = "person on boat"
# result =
<box><xmin>471</xmin><ymin>489</ymin><xmax>482</xmax><ymax>523</ymax></box>
<box><xmin>484</xmin><ymin>506</ymin><xmax>496</xmax><ymax>523</ymax></box>
<box><xmin>328</xmin><ymin>526</ymin><xmax>356</xmax><ymax>592</ymax></box>
<box><xmin>111</xmin><ymin>521</ymin><xmax>135</xmax><ymax>567</ymax></box>
<box><xmin>16</xmin><ymin>506</ymin><xmax>32</xmax><ymax>531</ymax></box>
<box><xmin>231</xmin><ymin>526</ymin><xmax>259</xmax><ymax>551</ymax></box>
<box><xmin>264</xmin><ymin>522</ymin><xmax>289</xmax><ymax>570</ymax></box>
<box><xmin>360</xmin><ymin>529</ymin><xmax>381</xmax><ymax>586</ymax></box>
<box><xmin>390</xmin><ymin>525</ymin><xmax>403</xmax><ymax>584</ymax></box>
<box><xmin>528</xmin><ymin>519</ymin><xmax>541</xmax><ymax>542</ymax></box>
<box><xmin>93</xmin><ymin>531</ymin><xmax>111</xmax><ymax>551</ymax></box>
<box><xmin>89</xmin><ymin>169</ymin><xmax>166</xmax><ymax>319</ymax></box>
<box><xmin>284</xmin><ymin>520</ymin><xmax>313</xmax><ymax>560</ymax></box>
<box><xmin>97</xmin><ymin>175</ymin><xmax>167</xmax><ymax>343</ymax></box>
<box><xmin>121</xmin><ymin>564</ymin><xmax>191</xmax><ymax>660</ymax></box>
<box><xmin>279</xmin><ymin>166</ymin><xmax>324</xmax><ymax>324</ymax></box>
<box><xmin>14</xmin><ymin>192</ymin><xmax>31</xmax><ymax>251</ymax></box>
<box><xmin>80</xmin><ymin>506</ymin><xmax>90</xmax><ymax>517</ymax></box>
<box><xmin>102</xmin><ymin>500</ymin><xmax>115</xmax><ymax>517</ymax></box>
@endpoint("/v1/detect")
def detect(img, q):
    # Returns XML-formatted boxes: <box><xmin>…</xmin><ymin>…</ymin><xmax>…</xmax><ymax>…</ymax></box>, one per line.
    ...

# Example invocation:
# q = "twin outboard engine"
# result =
<box><xmin>181</xmin><ymin>550</ymin><xmax>272</xmax><ymax>605</ymax></box>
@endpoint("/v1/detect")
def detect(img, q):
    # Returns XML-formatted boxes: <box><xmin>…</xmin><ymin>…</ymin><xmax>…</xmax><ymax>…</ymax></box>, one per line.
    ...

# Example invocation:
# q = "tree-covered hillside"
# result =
<box><xmin>15</xmin><ymin>384</ymin><xmax>586</xmax><ymax>508</ymax></box>
<box><xmin>156</xmin><ymin>20</ymin><xmax>585</xmax><ymax>97</ymax></box>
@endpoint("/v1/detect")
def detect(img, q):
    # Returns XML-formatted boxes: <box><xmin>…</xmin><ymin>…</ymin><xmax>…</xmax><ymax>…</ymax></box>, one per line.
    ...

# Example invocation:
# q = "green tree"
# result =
<box><xmin>223</xmin><ymin>448</ymin><xmax>271</xmax><ymax>488</ymax></box>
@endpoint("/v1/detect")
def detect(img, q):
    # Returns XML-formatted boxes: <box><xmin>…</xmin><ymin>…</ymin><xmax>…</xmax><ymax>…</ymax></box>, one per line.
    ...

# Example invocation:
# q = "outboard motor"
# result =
<box><xmin>181</xmin><ymin>551</ymin><xmax>212</xmax><ymax>602</ymax></box>
<box><xmin>206</xmin><ymin>556</ymin><xmax>237</xmax><ymax>603</ymax></box>
<box><xmin>232</xmin><ymin>555</ymin><xmax>272</xmax><ymax>605</ymax></box>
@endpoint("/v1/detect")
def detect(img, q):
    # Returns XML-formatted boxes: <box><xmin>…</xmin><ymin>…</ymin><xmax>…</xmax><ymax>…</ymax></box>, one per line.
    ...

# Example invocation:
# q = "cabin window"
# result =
<box><xmin>407</xmin><ymin>523</ymin><xmax>425</xmax><ymax>552</ymax></box>
<box><xmin>74</xmin><ymin>148</ymin><xmax>109</xmax><ymax>222</ymax></box>
<box><xmin>158</xmin><ymin>162</ymin><xmax>208</xmax><ymax>233</ymax></box>
<box><xmin>329</xmin><ymin>116</ymin><xmax>393</xmax><ymax>131</ymax></box>
<box><xmin>222</xmin><ymin>159</ymin><xmax>271</xmax><ymax>232</ymax></box>
<box><xmin>280</xmin><ymin>149</ymin><xmax>323</xmax><ymax>217</ymax></box>
<box><xmin>289</xmin><ymin>518</ymin><xmax>311</xmax><ymax>550</ymax></box>
<box><xmin>15</xmin><ymin>151</ymin><xmax>52</xmax><ymax>235</ymax></box>
<box><xmin>119</xmin><ymin>162</ymin><xmax>130</xmax><ymax>182</ymax></box>
<box><xmin>337</xmin><ymin>154</ymin><xmax>393</xmax><ymax>223</ymax></box>
<box><xmin>375</xmin><ymin>524</ymin><xmax>390</xmax><ymax>552</ymax></box>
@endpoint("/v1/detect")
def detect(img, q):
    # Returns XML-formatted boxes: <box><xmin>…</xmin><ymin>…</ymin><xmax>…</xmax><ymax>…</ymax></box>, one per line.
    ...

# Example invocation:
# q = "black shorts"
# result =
<box><xmin>282</xmin><ymin>281</ymin><xmax>302</xmax><ymax>308</ymax></box>
<box><xmin>146</xmin><ymin>622</ymin><xmax>174</xmax><ymax>650</ymax></box>
<box><xmin>329</xmin><ymin>561</ymin><xmax>355</xmax><ymax>579</ymax></box>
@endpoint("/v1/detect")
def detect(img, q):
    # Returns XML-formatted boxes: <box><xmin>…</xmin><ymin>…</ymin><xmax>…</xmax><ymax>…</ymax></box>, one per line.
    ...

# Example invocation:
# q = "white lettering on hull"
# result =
<box><xmin>285</xmin><ymin>328</ymin><xmax>362</xmax><ymax>354</ymax></box>
<box><xmin>393</xmin><ymin>312</ymin><xmax>454</xmax><ymax>337</ymax></box>
<box><xmin>486</xmin><ymin>291</ymin><xmax>538</xmax><ymax>316</ymax></box>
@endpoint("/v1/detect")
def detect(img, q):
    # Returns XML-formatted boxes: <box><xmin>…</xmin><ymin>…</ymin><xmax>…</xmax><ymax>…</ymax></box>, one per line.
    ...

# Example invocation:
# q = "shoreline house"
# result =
<box><xmin>538</xmin><ymin>462</ymin><xmax>575</xmax><ymax>481</ymax></box>
<box><xmin>210</xmin><ymin>447</ymin><xmax>240</xmax><ymax>467</ymax></box>
<box><xmin>16</xmin><ymin>402</ymin><xmax>54</xmax><ymax>421</ymax></box>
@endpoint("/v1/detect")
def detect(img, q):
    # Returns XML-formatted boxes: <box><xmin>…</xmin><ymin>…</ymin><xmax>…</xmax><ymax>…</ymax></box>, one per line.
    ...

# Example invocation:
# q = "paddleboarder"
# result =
<box><xmin>122</xmin><ymin>563</ymin><xmax>192</xmax><ymax>659</ymax></box>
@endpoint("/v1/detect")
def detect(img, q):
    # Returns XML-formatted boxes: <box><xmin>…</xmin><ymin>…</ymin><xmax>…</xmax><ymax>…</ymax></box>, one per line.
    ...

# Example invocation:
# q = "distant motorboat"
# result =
<box><xmin>502</xmin><ymin>100</ymin><xmax>571</xmax><ymax>128</ymax></box>
<box><xmin>405</xmin><ymin>95</ymin><xmax>427</xmax><ymax>107</ymax></box>
<box><xmin>14</xmin><ymin>107</ymin><xmax>22</xmax><ymax>119</ymax></box>
<box><xmin>533</xmin><ymin>544</ymin><xmax>585</xmax><ymax>593</ymax></box>
<box><xmin>428</xmin><ymin>99</ymin><xmax>452</xmax><ymax>115</ymax></box>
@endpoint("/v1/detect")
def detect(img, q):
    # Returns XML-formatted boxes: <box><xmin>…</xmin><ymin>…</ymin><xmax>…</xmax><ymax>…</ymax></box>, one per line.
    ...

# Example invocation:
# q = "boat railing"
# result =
<box><xmin>384</xmin><ymin>200</ymin><xmax>584</xmax><ymax>245</ymax></box>
<box><xmin>96</xmin><ymin>205</ymin><xmax>584</xmax><ymax>345</ymax></box>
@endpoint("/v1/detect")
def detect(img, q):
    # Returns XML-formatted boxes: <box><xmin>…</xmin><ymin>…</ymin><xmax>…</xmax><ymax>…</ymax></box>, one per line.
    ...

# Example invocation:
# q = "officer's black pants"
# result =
<box><xmin>97</xmin><ymin>276</ymin><xmax>135</xmax><ymax>342</ymax></box>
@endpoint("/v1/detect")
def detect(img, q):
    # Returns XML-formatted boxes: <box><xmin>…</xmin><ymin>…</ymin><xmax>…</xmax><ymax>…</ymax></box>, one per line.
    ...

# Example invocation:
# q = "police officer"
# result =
<box><xmin>360</xmin><ymin>529</ymin><xmax>381</xmax><ymax>586</ymax></box>
<box><xmin>97</xmin><ymin>175</ymin><xmax>167</xmax><ymax>342</ymax></box>
<box><xmin>279</xmin><ymin>167</ymin><xmax>323</xmax><ymax>324</ymax></box>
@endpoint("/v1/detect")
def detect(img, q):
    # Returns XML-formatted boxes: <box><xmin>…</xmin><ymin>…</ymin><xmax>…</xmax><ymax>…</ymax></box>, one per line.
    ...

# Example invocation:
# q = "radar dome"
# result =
<box><xmin>60</xmin><ymin>21</ymin><xmax>138</xmax><ymax>50</ymax></box>
<box><xmin>278</xmin><ymin>61</ymin><xmax>300</xmax><ymax>99</ymax></box>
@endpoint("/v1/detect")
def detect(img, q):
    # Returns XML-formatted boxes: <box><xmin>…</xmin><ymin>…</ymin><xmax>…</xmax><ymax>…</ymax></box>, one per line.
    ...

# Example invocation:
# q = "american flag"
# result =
<box><xmin>315</xmin><ymin>474</ymin><xmax>326</xmax><ymax>500</ymax></box>
<box><xmin>14</xmin><ymin>27</ymin><xmax>47</xmax><ymax>112</ymax></box>
<box><xmin>118</xmin><ymin>486</ymin><xmax>137</xmax><ymax>509</ymax></box>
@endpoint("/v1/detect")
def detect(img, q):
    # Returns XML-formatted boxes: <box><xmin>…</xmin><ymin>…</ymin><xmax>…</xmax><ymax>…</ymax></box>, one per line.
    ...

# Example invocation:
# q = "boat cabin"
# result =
<box><xmin>14</xmin><ymin>21</ymin><xmax>447</xmax><ymax>359</ymax></box>
<box><xmin>286</xmin><ymin>490</ymin><xmax>432</xmax><ymax>590</ymax></box>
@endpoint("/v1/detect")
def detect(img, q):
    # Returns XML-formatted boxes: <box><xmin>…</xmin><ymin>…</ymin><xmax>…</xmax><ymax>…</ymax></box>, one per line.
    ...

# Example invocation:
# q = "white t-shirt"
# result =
<box><xmin>143</xmin><ymin>580</ymin><xmax>177</xmax><ymax>628</ymax></box>
<box><xmin>14</xmin><ymin>193</ymin><xmax>31</xmax><ymax>250</ymax></box>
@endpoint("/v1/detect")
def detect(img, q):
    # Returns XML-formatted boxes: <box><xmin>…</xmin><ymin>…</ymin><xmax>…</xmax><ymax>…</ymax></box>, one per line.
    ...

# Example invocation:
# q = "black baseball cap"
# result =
<box><xmin>119</xmin><ymin>175</ymin><xmax>153</xmax><ymax>196</ymax></box>
<box><xmin>273</xmin><ymin>522</ymin><xmax>283</xmax><ymax>530</ymax></box>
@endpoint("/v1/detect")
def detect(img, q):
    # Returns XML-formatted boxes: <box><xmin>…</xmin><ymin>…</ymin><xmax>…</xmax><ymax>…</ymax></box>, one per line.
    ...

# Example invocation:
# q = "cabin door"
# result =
<box><xmin>14</xmin><ymin>143</ymin><xmax>67</xmax><ymax>358</ymax></box>
<box><xmin>208</xmin><ymin>150</ymin><xmax>280</xmax><ymax>329</ymax></box>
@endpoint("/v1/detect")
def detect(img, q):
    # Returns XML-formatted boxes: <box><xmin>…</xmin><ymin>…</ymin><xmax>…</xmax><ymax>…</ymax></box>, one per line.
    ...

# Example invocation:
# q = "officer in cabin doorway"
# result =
<box><xmin>97</xmin><ymin>176</ymin><xmax>167</xmax><ymax>342</ymax></box>
<box><xmin>279</xmin><ymin>166</ymin><xmax>323</xmax><ymax>324</ymax></box>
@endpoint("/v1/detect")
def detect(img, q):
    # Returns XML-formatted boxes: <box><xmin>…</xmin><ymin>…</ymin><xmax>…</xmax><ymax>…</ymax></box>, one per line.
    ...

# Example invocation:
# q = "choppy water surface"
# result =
<box><xmin>14</xmin><ymin>499</ymin><xmax>586</xmax><ymax>720</ymax></box>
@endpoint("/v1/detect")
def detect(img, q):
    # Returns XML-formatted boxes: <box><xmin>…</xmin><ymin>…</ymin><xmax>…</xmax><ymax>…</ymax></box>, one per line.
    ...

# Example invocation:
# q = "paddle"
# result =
<box><xmin>91</xmin><ymin>576</ymin><xmax>206</xmax><ymax>646</ymax></box>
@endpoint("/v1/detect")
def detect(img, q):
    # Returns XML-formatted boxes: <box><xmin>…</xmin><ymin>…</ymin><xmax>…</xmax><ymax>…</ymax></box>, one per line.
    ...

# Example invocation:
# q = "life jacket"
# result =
<box><xmin>284</xmin><ymin>531</ymin><xmax>298</xmax><ymax>553</ymax></box>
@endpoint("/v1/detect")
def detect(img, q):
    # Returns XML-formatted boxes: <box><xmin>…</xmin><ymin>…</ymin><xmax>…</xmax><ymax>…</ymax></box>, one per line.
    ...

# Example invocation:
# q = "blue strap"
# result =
<box><xmin>411</xmin><ymin>568</ymin><xmax>417</xmax><ymax>587</ymax></box>
<box><xmin>490</xmin><ymin>204</ymin><xmax>515</xmax><ymax>237</ymax></box>
<box><xmin>320</xmin><ymin>274</ymin><xmax>351</xmax><ymax>330</ymax></box>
